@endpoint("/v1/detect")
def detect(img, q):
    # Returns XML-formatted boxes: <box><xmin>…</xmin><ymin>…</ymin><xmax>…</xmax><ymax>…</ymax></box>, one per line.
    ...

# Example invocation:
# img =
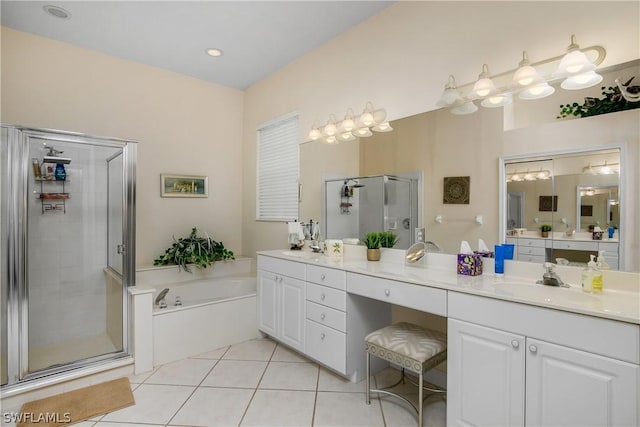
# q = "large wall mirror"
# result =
<box><xmin>300</xmin><ymin>59</ymin><xmax>638</xmax><ymax>271</ymax></box>
<box><xmin>501</xmin><ymin>148</ymin><xmax>623</xmax><ymax>269</ymax></box>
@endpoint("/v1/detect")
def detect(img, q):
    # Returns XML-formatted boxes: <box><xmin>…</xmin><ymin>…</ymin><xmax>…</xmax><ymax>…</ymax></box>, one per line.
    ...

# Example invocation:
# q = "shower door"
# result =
<box><xmin>1</xmin><ymin>125</ymin><xmax>136</xmax><ymax>386</ymax></box>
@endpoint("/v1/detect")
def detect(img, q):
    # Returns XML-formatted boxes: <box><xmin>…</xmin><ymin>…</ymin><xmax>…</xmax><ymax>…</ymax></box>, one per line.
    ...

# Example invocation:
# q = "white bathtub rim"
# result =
<box><xmin>153</xmin><ymin>292</ymin><xmax>256</xmax><ymax>316</ymax></box>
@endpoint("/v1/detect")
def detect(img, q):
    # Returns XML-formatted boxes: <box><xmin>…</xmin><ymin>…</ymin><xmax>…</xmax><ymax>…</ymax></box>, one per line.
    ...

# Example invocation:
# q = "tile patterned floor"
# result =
<box><xmin>18</xmin><ymin>338</ymin><xmax>447</xmax><ymax>427</ymax></box>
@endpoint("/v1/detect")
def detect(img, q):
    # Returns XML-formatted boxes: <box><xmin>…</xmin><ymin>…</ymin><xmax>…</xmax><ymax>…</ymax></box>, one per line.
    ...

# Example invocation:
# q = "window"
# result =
<box><xmin>256</xmin><ymin>113</ymin><xmax>300</xmax><ymax>221</ymax></box>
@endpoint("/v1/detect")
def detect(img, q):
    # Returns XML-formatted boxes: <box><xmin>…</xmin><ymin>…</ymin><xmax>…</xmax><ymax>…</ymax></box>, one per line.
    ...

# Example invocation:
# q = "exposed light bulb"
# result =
<box><xmin>324</xmin><ymin>135</ymin><xmax>338</xmax><ymax>145</ymax></box>
<box><xmin>322</xmin><ymin>115</ymin><xmax>338</xmax><ymax>137</ymax></box>
<box><xmin>308</xmin><ymin>127</ymin><xmax>321</xmax><ymax>141</ymax></box>
<box><xmin>353</xmin><ymin>127</ymin><xmax>373</xmax><ymax>137</ymax></box>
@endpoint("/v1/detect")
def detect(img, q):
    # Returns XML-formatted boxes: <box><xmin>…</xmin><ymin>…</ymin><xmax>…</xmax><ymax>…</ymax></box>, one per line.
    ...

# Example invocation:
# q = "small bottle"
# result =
<box><xmin>589</xmin><ymin>254</ymin><xmax>603</xmax><ymax>294</ymax></box>
<box><xmin>581</xmin><ymin>256</ymin><xmax>594</xmax><ymax>293</ymax></box>
<box><xmin>596</xmin><ymin>250</ymin><xmax>610</xmax><ymax>271</ymax></box>
<box><xmin>32</xmin><ymin>159</ymin><xmax>42</xmax><ymax>178</ymax></box>
<box><xmin>54</xmin><ymin>163</ymin><xmax>66</xmax><ymax>181</ymax></box>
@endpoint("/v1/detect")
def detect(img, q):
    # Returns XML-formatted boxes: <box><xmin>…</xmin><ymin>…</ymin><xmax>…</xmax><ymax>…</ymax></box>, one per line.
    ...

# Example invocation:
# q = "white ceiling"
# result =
<box><xmin>1</xmin><ymin>1</ymin><xmax>393</xmax><ymax>90</ymax></box>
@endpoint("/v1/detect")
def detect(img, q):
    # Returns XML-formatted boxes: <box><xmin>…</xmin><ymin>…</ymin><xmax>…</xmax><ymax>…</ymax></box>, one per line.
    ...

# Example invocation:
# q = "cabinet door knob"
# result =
<box><xmin>384</xmin><ymin>289</ymin><xmax>390</xmax><ymax>296</ymax></box>
<box><xmin>320</xmin><ymin>333</ymin><xmax>326</xmax><ymax>340</ymax></box>
<box><xmin>320</xmin><ymin>313</ymin><xmax>326</xmax><ymax>320</ymax></box>
<box><xmin>320</xmin><ymin>294</ymin><xmax>326</xmax><ymax>301</ymax></box>
<box><xmin>321</xmin><ymin>274</ymin><xmax>326</xmax><ymax>280</ymax></box>
<box><xmin>511</xmin><ymin>340</ymin><xmax>519</xmax><ymax>348</ymax></box>
<box><xmin>529</xmin><ymin>345</ymin><xmax>538</xmax><ymax>353</ymax></box>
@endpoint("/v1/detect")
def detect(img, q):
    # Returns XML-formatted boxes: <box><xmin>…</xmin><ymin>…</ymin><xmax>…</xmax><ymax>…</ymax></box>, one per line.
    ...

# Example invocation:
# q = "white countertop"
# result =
<box><xmin>258</xmin><ymin>248</ymin><xmax>640</xmax><ymax>325</ymax></box>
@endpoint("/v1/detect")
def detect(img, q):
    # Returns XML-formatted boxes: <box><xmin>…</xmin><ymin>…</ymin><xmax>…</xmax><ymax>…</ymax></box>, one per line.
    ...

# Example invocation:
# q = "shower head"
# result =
<box><xmin>43</xmin><ymin>145</ymin><xmax>72</xmax><ymax>164</ymax></box>
<box><xmin>344</xmin><ymin>178</ymin><xmax>365</xmax><ymax>188</ymax></box>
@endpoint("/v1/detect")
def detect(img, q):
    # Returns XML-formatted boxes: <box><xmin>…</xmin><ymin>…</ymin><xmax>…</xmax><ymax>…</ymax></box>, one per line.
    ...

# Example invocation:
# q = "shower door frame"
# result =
<box><xmin>2</xmin><ymin>125</ymin><xmax>136</xmax><ymax>389</ymax></box>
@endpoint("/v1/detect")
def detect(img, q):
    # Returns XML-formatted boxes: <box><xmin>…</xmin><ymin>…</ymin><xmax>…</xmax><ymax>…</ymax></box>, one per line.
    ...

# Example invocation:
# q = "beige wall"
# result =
<box><xmin>242</xmin><ymin>1</ymin><xmax>640</xmax><ymax>259</ymax></box>
<box><xmin>1</xmin><ymin>27</ymin><xmax>244</xmax><ymax>266</ymax></box>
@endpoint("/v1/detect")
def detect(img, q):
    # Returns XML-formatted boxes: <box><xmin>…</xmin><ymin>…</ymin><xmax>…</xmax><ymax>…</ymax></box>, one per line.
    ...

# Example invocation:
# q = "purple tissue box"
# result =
<box><xmin>457</xmin><ymin>253</ymin><xmax>483</xmax><ymax>276</ymax></box>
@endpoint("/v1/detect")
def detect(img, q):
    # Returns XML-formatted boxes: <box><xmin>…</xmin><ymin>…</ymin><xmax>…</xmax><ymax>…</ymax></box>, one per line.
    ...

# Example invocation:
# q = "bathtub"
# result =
<box><xmin>152</xmin><ymin>275</ymin><xmax>256</xmax><ymax>312</ymax></box>
<box><xmin>140</xmin><ymin>269</ymin><xmax>258</xmax><ymax>366</ymax></box>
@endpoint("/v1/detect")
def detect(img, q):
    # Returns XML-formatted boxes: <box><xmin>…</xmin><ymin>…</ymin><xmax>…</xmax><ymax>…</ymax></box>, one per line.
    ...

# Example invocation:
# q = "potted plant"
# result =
<box><xmin>363</xmin><ymin>231</ymin><xmax>382</xmax><ymax>261</ymax></box>
<box><xmin>540</xmin><ymin>224</ymin><xmax>552</xmax><ymax>238</ymax></box>
<box><xmin>153</xmin><ymin>227</ymin><xmax>235</xmax><ymax>272</ymax></box>
<box><xmin>380</xmin><ymin>231</ymin><xmax>399</xmax><ymax>248</ymax></box>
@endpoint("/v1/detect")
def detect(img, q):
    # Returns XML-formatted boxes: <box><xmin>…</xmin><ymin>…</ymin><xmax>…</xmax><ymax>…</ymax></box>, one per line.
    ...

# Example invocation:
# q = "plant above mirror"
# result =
<box><xmin>557</xmin><ymin>77</ymin><xmax>640</xmax><ymax>119</ymax></box>
<box><xmin>153</xmin><ymin>227</ymin><xmax>235</xmax><ymax>272</ymax></box>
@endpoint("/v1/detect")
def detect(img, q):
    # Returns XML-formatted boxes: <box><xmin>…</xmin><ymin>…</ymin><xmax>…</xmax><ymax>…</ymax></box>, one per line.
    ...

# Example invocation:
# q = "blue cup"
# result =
<box><xmin>494</xmin><ymin>244</ymin><xmax>504</xmax><ymax>274</ymax></box>
<box><xmin>608</xmin><ymin>226</ymin><xmax>615</xmax><ymax>239</ymax></box>
<box><xmin>502</xmin><ymin>244</ymin><xmax>515</xmax><ymax>260</ymax></box>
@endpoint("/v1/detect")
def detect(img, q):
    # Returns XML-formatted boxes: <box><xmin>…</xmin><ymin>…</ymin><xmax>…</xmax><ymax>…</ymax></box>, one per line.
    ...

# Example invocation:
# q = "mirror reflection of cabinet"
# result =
<box><xmin>501</xmin><ymin>148</ymin><xmax>621</xmax><ymax>269</ymax></box>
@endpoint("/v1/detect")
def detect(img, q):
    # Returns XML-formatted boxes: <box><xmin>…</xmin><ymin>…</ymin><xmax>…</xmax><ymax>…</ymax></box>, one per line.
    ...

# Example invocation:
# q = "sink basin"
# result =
<box><xmin>492</xmin><ymin>283</ymin><xmax>598</xmax><ymax>305</ymax></box>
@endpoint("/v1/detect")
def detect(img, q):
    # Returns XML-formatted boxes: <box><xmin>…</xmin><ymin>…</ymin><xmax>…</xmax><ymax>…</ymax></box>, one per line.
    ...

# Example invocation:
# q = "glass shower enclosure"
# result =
<box><xmin>323</xmin><ymin>175</ymin><xmax>419</xmax><ymax>249</ymax></box>
<box><xmin>1</xmin><ymin>125</ymin><xmax>136</xmax><ymax>389</ymax></box>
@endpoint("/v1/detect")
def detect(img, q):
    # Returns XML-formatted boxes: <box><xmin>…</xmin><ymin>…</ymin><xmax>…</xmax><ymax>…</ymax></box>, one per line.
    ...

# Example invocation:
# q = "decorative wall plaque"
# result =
<box><xmin>443</xmin><ymin>176</ymin><xmax>470</xmax><ymax>204</ymax></box>
<box><xmin>539</xmin><ymin>195</ymin><xmax>558</xmax><ymax>212</ymax></box>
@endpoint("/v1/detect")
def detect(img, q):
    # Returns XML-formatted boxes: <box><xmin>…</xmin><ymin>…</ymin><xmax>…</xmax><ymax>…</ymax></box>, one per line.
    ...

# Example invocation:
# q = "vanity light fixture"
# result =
<box><xmin>437</xmin><ymin>34</ymin><xmax>605</xmax><ymax>115</ymax></box>
<box><xmin>582</xmin><ymin>161</ymin><xmax>619</xmax><ymax>175</ymax></box>
<box><xmin>309</xmin><ymin>102</ymin><xmax>390</xmax><ymax>144</ymax></box>
<box><xmin>507</xmin><ymin>169</ymin><xmax>551</xmax><ymax>182</ymax></box>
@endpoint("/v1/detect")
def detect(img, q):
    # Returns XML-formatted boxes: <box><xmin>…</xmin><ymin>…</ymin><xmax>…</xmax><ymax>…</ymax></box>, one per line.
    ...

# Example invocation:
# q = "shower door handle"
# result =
<box><xmin>116</xmin><ymin>244</ymin><xmax>126</xmax><ymax>254</ymax></box>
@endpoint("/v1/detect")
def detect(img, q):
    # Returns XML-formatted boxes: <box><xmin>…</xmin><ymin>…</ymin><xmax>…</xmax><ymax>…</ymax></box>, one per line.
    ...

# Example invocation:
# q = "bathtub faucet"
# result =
<box><xmin>155</xmin><ymin>288</ymin><xmax>170</xmax><ymax>308</ymax></box>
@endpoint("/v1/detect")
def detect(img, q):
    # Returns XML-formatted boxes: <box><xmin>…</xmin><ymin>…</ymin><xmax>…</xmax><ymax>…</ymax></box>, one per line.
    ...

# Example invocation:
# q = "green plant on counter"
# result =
<box><xmin>153</xmin><ymin>227</ymin><xmax>235</xmax><ymax>273</ymax></box>
<box><xmin>363</xmin><ymin>232</ymin><xmax>382</xmax><ymax>250</ymax></box>
<box><xmin>540</xmin><ymin>224</ymin><xmax>552</xmax><ymax>232</ymax></box>
<box><xmin>380</xmin><ymin>231</ymin><xmax>399</xmax><ymax>248</ymax></box>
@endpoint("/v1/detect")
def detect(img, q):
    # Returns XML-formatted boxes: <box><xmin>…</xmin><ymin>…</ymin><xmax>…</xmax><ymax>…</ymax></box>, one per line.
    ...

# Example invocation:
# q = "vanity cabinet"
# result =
<box><xmin>506</xmin><ymin>237</ymin><xmax>547</xmax><ymax>263</ymax></box>
<box><xmin>257</xmin><ymin>257</ymin><xmax>306</xmax><ymax>352</ymax></box>
<box><xmin>506</xmin><ymin>236</ymin><xmax>620</xmax><ymax>269</ymax></box>
<box><xmin>447</xmin><ymin>292</ymin><xmax>639</xmax><ymax>427</ymax></box>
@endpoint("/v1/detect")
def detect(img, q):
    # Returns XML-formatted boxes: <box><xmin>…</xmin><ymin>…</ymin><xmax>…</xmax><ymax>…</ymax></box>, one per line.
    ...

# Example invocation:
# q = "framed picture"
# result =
<box><xmin>443</xmin><ymin>176</ymin><xmax>470</xmax><ymax>204</ymax></box>
<box><xmin>539</xmin><ymin>195</ymin><xmax>558</xmax><ymax>212</ymax></box>
<box><xmin>581</xmin><ymin>204</ymin><xmax>593</xmax><ymax>216</ymax></box>
<box><xmin>161</xmin><ymin>174</ymin><xmax>208</xmax><ymax>198</ymax></box>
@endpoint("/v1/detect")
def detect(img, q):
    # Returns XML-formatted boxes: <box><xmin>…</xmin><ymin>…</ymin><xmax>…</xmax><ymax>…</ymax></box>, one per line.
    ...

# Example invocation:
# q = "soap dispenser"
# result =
<box><xmin>596</xmin><ymin>250</ymin><xmax>610</xmax><ymax>271</ymax></box>
<box><xmin>582</xmin><ymin>256</ymin><xmax>594</xmax><ymax>293</ymax></box>
<box><xmin>588</xmin><ymin>254</ymin><xmax>603</xmax><ymax>294</ymax></box>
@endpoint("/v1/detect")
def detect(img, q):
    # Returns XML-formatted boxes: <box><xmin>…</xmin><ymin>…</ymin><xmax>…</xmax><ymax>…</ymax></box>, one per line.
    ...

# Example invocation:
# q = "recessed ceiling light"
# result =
<box><xmin>43</xmin><ymin>5</ymin><xmax>71</xmax><ymax>19</ymax></box>
<box><xmin>205</xmin><ymin>48</ymin><xmax>223</xmax><ymax>58</ymax></box>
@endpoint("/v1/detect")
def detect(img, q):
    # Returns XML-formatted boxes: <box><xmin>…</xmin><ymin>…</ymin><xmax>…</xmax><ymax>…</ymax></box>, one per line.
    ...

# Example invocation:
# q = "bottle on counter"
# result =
<box><xmin>582</xmin><ymin>255</ymin><xmax>595</xmax><ymax>293</ymax></box>
<box><xmin>596</xmin><ymin>250</ymin><xmax>611</xmax><ymax>271</ymax></box>
<box><xmin>589</xmin><ymin>254</ymin><xmax>603</xmax><ymax>293</ymax></box>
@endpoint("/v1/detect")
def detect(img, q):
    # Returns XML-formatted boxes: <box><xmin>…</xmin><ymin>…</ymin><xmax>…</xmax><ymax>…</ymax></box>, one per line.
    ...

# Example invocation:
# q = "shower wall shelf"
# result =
<box><xmin>35</xmin><ymin>175</ymin><xmax>70</xmax><ymax>214</ymax></box>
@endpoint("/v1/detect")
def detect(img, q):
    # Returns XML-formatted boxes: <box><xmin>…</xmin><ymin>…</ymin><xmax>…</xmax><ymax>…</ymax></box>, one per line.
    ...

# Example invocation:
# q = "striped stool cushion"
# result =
<box><xmin>365</xmin><ymin>322</ymin><xmax>447</xmax><ymax>374</ymax></box>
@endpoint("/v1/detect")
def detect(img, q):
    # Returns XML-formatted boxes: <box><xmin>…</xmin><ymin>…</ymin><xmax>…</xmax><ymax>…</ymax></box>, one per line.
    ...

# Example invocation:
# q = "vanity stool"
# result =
<box><xmin>365</xmin><ymin>322</ymin><xmax>447</xmax><ymax>427</ymax></box>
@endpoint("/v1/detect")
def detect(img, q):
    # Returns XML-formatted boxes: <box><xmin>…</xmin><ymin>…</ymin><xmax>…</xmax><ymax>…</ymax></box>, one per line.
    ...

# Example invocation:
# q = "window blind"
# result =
<box><xmin>256</xmin><ymin>114</ymin><xmax>300</xmax><ymax>221</ymax></box>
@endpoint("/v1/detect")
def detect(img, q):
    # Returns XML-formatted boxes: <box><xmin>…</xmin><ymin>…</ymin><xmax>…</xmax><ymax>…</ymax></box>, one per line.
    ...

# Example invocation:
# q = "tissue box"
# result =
<box><xmin>457</xmin><ymin>253</ymin><xmax>483</xmax><ymax>276</ymax></box>
<box><xmin>325</xmin><ymin>239</ymin><xmax>343</xmax><ymax>257</ymax></box>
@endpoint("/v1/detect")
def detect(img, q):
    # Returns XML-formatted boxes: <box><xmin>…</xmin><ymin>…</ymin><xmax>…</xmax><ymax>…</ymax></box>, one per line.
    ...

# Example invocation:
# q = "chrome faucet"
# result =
<box><xmin>537</xmin><ymin>263</ymin><xmax>570</xmax><ymax>287</ymax></box>
<box><xmin>155</xmin><ymin>288</ymin><xmax>170</xmax><ymax>307</ymax></box>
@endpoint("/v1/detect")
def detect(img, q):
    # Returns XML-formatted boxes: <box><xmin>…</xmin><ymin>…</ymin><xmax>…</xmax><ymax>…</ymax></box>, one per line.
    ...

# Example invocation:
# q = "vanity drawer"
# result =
<box><xmin>346</xmin><ymin>272</ymin><xmax>447</xmax><ymax>316</ymax></box>
<box><xmin>257</xmin><ymin>255</ymin><xmax>306</xmax><ymax>280</ymax></box>
<box><xmin>518</xmin><ymin>245</ymin><xmax>546</xmax><ymax>256</ymax></box>
<box><xmin>598</xmin><ymin>242</ymin><xmax>619</xmax><ymax>255</ymax></box>
<box><xmin>518</xmin><ymin>254</ymin><xmax>546</xmax><ymax>263</ymax></box>
<box><xmin>518</xmin><ymin>238</ymin><xmax>546</xmax><ymax>248</ymax></box>
<box><xmin>306</xmin><ymin>320</ymin><xmax>346</xmax><ymax>374</ymax></box>
<box><xmin>306</xmin><ymin>265</ymin><xmax>346</xmax><ymax>290</ymax></box>
<box><xmin>553</xmin><ymin>240</ymin><xmax>598</xmax><ymax>251</ymax></box>
<box><xmin>306</xmin><ymin>301</ymin><xmax>346</xmax><ymax>332</ymax></box>
<box><xmin>306</xmin><ymin>282</ymin><xmax>346</xmax><ymax>311</ymax></box>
